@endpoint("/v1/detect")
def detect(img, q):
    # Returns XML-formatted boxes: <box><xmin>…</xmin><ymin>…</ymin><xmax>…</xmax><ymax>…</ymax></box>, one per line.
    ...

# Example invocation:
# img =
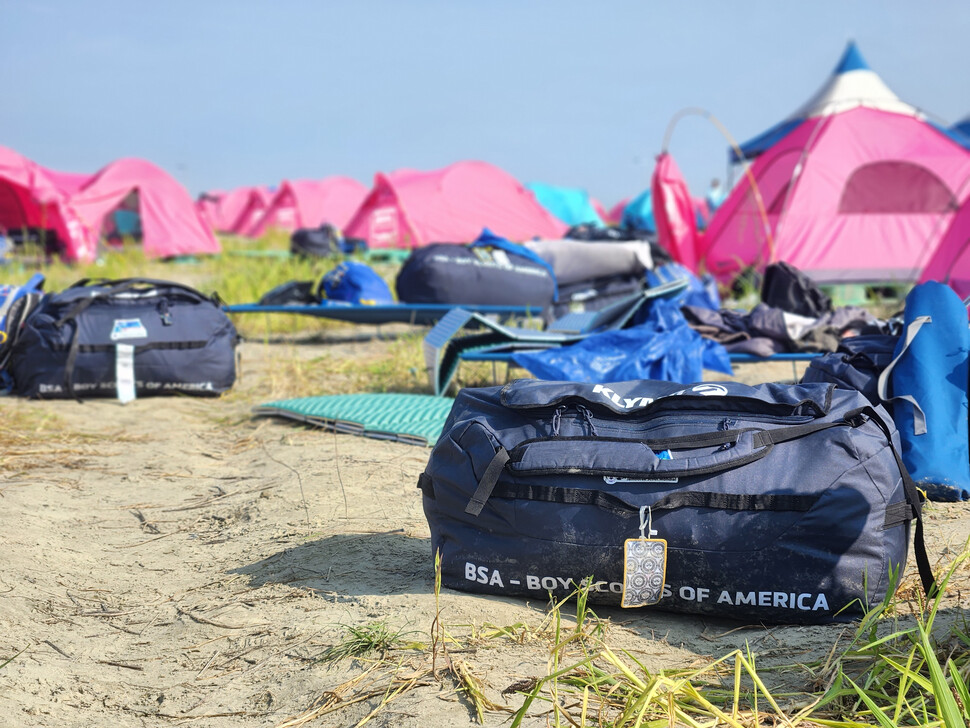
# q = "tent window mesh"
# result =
<box><xmin>839</xmin><ymin>161</ymin><xmax>957</xmax><ymax>214</ymax></box>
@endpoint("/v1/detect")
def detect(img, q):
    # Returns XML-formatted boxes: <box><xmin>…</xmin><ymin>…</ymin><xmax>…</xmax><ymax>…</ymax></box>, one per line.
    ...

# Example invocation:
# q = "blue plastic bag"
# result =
<box><xmin>320</xmin><ymin>261</ymin><xmax>393</xmax><ymax>305</ymax></box>
<box><xmin>513</xmin><ymin>299</ymin><xmax>732</xmax><ymax>383</ymax></box>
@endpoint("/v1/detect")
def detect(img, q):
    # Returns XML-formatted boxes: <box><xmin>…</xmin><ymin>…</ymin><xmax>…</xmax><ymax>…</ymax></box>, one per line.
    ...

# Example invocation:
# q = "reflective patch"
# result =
<box><xmin>110</xmin><ymin>318</ymin><xmax>148</xmax><ymax>341</ymax></box>
<box><xmin>621</xmin><ymin>538</ymin><xmax>666</xmax><ymax>607</ymax></box>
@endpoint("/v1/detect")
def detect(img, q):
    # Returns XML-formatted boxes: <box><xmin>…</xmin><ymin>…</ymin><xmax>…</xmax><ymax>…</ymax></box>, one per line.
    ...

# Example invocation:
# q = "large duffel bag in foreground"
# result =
<box><xmin>8</xmin><ymin>278</ymin><xmax>239</xmax><ymax>400</ymax></box>
<box><xmin>419</xmin><ymin>379</ymin><xmax>933</xmax><ymax>624</ymax></box>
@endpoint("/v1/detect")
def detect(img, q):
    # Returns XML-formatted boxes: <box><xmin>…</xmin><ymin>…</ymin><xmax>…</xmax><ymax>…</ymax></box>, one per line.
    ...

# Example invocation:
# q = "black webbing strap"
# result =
<box><xmin>464</xmin><ymin>447</ymin><xmax>510</xmax><ymax>516</ymax></box>
<box><xmin>649</xmin><ymin>490</ymin><xmax>819</xmax><ymax>513</ymax></box>
<box><xmin>752</xmin><ymin>416</ymin><xmax>861</xmax><ymax>448</ymax></box>
<box><xmin>417</xmin><ymin>472</ymin><xmax>434</xmax><ymax>498</ymax></box>
<box><xmin>883</xmin><ymin>501</ymin><xmax>915</xmax><ymax>529</ymax></box>
<box><xmin>484</xmin><ymin>483</ymin><xmax>820</xmax><ymax>517</ymax></box>
<box><xmin>856</xmin><ymin>405</ymin><xmax>937</xmax><ymax>597</ymax></box>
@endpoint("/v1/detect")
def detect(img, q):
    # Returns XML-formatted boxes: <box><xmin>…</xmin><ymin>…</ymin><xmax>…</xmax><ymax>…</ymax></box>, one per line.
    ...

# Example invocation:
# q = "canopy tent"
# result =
<box><xmin>919</xmin><ymin>196</ymin><xmax>970</xmax><ymax>299</ymax></box>
<box><xmin>524</xmin><ymin>182</ymin><xmax>605</xmax><ymax>226</ymax></box>
<box><xmin>343</xmin><ymin>161</ymin><xmax>566</xmax><ymax>248</ymax></box>
<box><xmin>0</xmin><ymin>146</ymin><xmax>93</xmax><ymax>259</ymax></box>
<box><xmin>701</xmin><ymin>42</ymin><xmax>970</xmax><ymax>284</ymax></box>
<box><xmin>68</xmin><ymin>158</ymin><xmax>221</xmax><ymax>259</ymax></box>
<box><xmin>245</xmin><ymin>177</ymin><xmax>367</xmax><ymax>238</ymax></box>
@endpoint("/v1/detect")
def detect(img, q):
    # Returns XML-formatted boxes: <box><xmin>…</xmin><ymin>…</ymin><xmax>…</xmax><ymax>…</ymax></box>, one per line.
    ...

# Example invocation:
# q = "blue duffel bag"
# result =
<box><xmin>419</xmin><ymin>379</ymin><xmax>933</xmax><ymax>624</ymax></box>
<box><xmin>7</xmin><ymin>278</ymin><xmax>239</xmax><ymax>401</ymax></box>
<box><xmin>878</xmin><ymin>281</ymin><xmax>970</xmax><ymax>502</ymax></box>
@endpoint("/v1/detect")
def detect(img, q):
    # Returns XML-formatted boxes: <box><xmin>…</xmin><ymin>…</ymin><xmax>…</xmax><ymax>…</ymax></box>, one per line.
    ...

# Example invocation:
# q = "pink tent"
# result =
<box><xmin>0</xmin><ymin>146</ymin><xmax>96</xmax><ymax>261</ymax></box>
<box><xmin>69</xmin><ymin>158</ymin><xmax>220</xmax><ymax>259</ymax></box>
<box><xmin>211</xmin><ymin>186</ymin><xmax>273</xmax><ymax>235</ymax></box>
<box><xmin>701</xmin><ymin>44</ymin><xmax>970</xmax><ymax>283</ymax></box>
<box><xmin>343</xmin><ymin>161</ymin><xmax>567</xmax><ymax>248</ymax></box>
<box><xmin>45</xmin><ymin>170</ymin><xmax>93</xmax><ymax>196</ymax></box>
<box><xmin>606</xmin><ymin>199</ymin><xmax>628</xmax><ymax>226</ymax></box>
<box><xmin>919</xmin><ymin>195</ymin><xmax>970</xmax><ymax>298</ymax></box>
<box><xmin>195</xmin><ymin>189</ymin><xmax>226</xmax><ymax>231</ymax></box>
<box><xmin>245</xmin><ymin>177</ymin><xmax>368</xmax><ymax>238</ymax></box>
<box><xmin>590</xmin><ymin>197</ymin><xmax>609</xmax><ymax>224</ymax></box>
<box><xmin>651</xmin><ymin>153</ymin><xmax>700</xmax><ymax>271</ymax></box>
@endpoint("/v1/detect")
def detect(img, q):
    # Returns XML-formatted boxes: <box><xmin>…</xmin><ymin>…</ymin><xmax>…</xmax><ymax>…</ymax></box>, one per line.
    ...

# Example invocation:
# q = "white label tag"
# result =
<box><xmin>491</xmin><ymin>249</ymin><xmax>512</xmax><ymax>267</ymax></box>
<box><xmin>110</xmin><ymin>318</ymin><xmax>148</xmax><ymax>341</ymax></box>
<box><xmin>115</xmin><ymin>344</ymin><xmax>136</xmax><ymax>404</ymax></box>
<box><xmin>622</xmin><ymin>538</ymin><xmax>666</xmax><ymax>607</ymax></box>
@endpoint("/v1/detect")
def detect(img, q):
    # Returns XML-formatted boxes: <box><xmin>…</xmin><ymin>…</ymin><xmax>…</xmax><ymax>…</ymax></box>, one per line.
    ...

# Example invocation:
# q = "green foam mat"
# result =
<box><xmin>253</xmin><ymin>393</ymin><xmax>455</xmax><ymax>447</ymax></box>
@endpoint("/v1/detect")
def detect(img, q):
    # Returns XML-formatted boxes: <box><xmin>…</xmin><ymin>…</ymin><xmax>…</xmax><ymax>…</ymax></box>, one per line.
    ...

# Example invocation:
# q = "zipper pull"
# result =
<box><xmin>551</xmin><ymin>405</ymin><xmax>566</xmax><ymax>437</ymax></box>
<box><xmin>577</xmin><ymin>405</ymin><xmax>598</xmax><ymax>437</ymax></box>
<box><xmin>157</xmin><ymin>300</ymin><xmax>173</xmax><ymax>326</ymax></box>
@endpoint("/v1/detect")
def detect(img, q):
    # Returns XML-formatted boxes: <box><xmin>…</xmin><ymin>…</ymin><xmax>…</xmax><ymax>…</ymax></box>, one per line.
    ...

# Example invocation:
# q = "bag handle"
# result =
<box><xmin>67</xmin><ymin>278</ymin><xmax>214</xmax><ymax>304</ymax></box>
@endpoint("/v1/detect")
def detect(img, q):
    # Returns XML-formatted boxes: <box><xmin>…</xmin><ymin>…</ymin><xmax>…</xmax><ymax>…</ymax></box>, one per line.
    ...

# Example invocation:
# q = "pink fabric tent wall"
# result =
<box><xmin>590</xmin><ymin>197</ymin><xmax>609</xmax><ymax>224</ymax></box>
<box><xmin>0</xmin><ymin>146</ymin><xmax>96</xmax><ymax>261</ymax></box>
<box><xmin>652</xmin><ymin>153</ymin><xmax>700</xmax><ymax>271</ymax></box>
<box><xmin>701</xmin><ymin>108</ymin><xmax>970</xmax><ymax>282</ymax></box>
<box><xmin>919</xmin><ymin>195</ymin><xmax>970</xmax><ymax>298</ymax></box>
<box><xmin>606</xmin><ymin>199</ymin><xmax>628</xmax><ymax>226</ymax></box>
<box><xmin>69</xmin><ymin>158</ymin><xmax>220</xmax><ymax>259</ymax></box>
<box><xmin>343</xmin><ymin>161</ymin><xmax>567</xmax><ymax>248</ymax></box>
<box><xmin>218</xmin><ymin>186</ymin><xmax>273</xmax><ymax>235</ymax></box>
<box><xmin>245</xmin><ymin>177</ymin><xmax>367</xmax><ymax>238</ymax></box>
<box><xmin>195</xmin><ymin>189</ymin><xmax>226</xmax><ymax>231</ymax></box>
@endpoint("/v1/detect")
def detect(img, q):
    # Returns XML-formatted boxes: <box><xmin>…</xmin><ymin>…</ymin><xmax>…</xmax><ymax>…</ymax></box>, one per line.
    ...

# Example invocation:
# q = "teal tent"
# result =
<box><xmin>526</xmin><ymin>182</ymin><xmax>604</xmax><ymax>227</ymax></box>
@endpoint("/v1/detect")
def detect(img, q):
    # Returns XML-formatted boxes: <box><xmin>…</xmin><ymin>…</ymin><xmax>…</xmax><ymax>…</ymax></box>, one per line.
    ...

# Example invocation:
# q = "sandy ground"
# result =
<box><xmin>0</xmin><ymin>333</ymin><xmax>967</xmax><ymax>727</ymax></box>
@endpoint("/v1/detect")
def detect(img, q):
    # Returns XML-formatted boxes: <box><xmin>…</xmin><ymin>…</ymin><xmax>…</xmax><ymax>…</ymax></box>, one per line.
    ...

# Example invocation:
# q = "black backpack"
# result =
<box><xmin>761</xmin><ymin>261</ymin><xmax>832</xmax><ymax>318</ymax></box>
<box><xmin>290</xmin><ymin>224</ymin><xmax>342</xmax><ymax>258</ymax></box>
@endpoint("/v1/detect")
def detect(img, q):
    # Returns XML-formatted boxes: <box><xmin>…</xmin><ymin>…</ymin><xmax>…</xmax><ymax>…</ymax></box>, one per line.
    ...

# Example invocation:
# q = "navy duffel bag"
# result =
<box><xmin>8</xmin><ymin>278</ymin><xmax>239</xmax><ymax>400</ymax></box>
<box><xmin>395</xmin><ymin>240</ymin><xmax>556</xmax><ymax>308</ymax></box>
<box><xmin>419</xmin><ymin>379</ymin><xmax>933</xmax><ymax>623</ymax></box>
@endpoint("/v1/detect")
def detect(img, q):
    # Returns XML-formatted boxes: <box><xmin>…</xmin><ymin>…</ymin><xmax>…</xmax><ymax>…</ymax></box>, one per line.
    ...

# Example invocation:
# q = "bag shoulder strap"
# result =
<box><xmin>876</xmin><ymin>316</ymin><xmax>930</xmax><ymax>435</ymax></box>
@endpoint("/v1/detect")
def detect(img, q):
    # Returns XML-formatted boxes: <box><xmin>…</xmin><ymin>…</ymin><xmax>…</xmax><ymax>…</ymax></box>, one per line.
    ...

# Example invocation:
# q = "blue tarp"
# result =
<box><xmin>513</xmin><ymin>299</ymin><xmax>732</xmax><ymax>383</ymax></box>
<box><xmin>526</xmin><ymin>182</ymin><xmax>604</xmax><ymax>226</ymax></box>
<box><xmin>647</xmin><ymin>263</ymin><xmax>720</xmax><ymax>311</ymax></box>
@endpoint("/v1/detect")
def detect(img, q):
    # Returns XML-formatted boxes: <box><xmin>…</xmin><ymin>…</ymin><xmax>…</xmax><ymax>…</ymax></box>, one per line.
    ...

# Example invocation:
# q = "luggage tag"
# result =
<box><xmin>116</xmin><ymin>344</ymin><xmax>136</xmax><ymax>404</ymax></box>
<box><xmin>621</xmin><ymin>505</ymin><xmax>667</xmax><ymax>608</ymax></box>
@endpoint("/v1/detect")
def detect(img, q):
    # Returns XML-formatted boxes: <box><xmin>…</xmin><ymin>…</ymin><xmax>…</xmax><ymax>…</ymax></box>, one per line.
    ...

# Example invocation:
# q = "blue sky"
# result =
<box><xmin>2</xmin><ymin>1</ymin><xmax>967</xmax><ymax>205</ymax></box>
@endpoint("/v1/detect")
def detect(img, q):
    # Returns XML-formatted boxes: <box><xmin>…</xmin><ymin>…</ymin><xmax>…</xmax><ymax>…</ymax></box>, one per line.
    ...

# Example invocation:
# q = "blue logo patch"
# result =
<box><xmin>110</xmin><ymin>318</ymin><xmax>148</xmax><ymax>341</ymax></box>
